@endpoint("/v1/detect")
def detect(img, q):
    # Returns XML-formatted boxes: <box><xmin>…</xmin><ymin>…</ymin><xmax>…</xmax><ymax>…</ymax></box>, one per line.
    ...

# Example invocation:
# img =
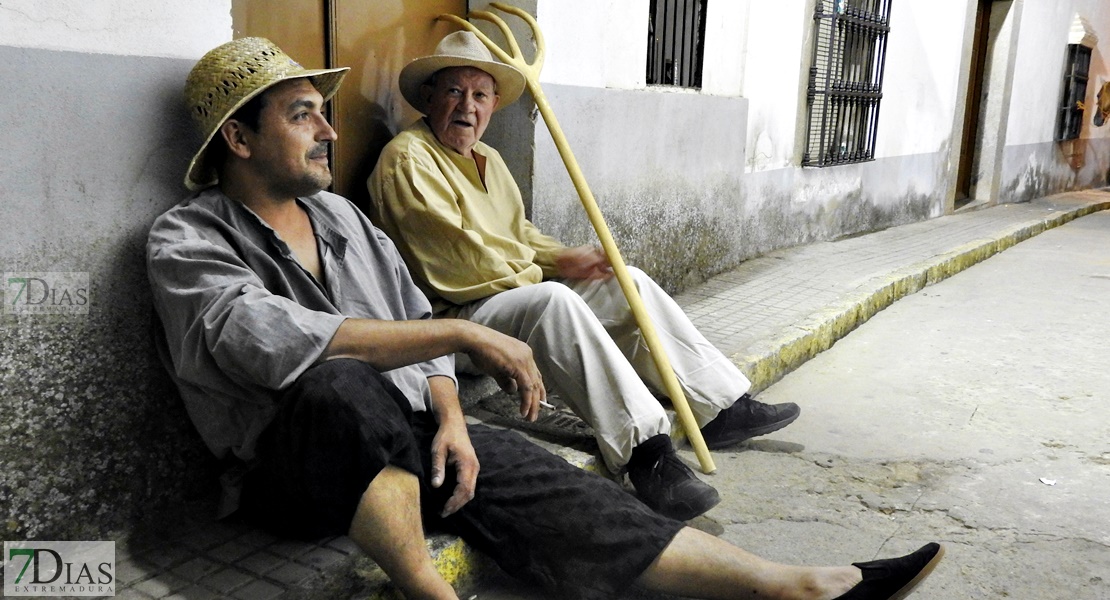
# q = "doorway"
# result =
<box><xmin>954</xmin><ymin>0</ymin><xmax>993</xmax><ymax>210</ymax></box>
<box><xmin>953</xmin><ymin>0</ymin><xmax>1018</xmax><ymax>211</ymax></box>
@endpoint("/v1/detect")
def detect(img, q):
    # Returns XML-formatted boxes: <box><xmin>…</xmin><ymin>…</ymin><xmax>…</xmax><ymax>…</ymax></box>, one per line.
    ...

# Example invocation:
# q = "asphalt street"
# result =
<box><xmin>473</xmin><ymin>210</ymin><xmax>1110</xmax><ymax>599</ymax></box>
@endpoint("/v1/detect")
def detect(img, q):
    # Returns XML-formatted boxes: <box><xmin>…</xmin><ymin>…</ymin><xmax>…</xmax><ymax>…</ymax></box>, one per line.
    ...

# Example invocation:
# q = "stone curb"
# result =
<box><xmin>734</xmin><ymin>199</ymin><xmax>1110</xmax><ymax>395</ymax></box>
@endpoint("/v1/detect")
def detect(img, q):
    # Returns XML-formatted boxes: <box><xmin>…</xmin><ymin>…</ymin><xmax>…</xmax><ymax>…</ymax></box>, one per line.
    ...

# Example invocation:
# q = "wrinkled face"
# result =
<box><xmin>244</xmin><ymin>78</ymin><xmax>337</xmax><ymax>197</ymax></box>
<box><xmin>422</xmin><ymin>66</ymin><xmax>500</xmax><ymax>157</ymax></box>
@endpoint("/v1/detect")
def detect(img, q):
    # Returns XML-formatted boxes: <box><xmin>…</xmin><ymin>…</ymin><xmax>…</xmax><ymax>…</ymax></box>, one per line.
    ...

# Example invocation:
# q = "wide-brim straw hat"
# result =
<box><xmin>183</xmin><ymin>37</ymin><xmax>350</xmax><ymax>191</ymax></box>
<box><xmin>399</xmin><ymin>31</ymin><xmax>526</xmax><ymax>114</ymax></box>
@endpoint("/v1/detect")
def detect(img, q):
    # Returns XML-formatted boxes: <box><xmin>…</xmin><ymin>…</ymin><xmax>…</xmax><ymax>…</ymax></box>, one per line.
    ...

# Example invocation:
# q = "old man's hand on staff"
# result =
<box><xmin>555</xmin><ymin>246</ymin><xmax>614</xmax><ymax>280</ymax></box>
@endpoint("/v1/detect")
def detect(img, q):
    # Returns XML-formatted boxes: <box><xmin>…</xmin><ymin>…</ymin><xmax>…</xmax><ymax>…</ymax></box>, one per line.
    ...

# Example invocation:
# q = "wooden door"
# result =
<box><xmin>954</xmin><ymin>0</ymin><xmax>994</xmax><ymax>209</ymax></box>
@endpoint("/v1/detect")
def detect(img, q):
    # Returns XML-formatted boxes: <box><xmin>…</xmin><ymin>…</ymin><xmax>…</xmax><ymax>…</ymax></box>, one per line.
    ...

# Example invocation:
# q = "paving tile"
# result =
<box><xmin>296</xmin><ymin>546</ymin><xmax>348</xmax><ymax>570</ymax></box>
<box><xmin>234</xmin><ymin>551</ymin><xmax>284</xmax><ymax>577</ymax></box>
<box><xmin>325</xmin><ymin>536</ymin><xmax>361</xmax><ymax>556</ymax></box>
<box><xmin>209</xmin><ymin>540</ymin><xmax>256</xmax><ymax>563</ymax></box>
<box><xmin>264</xmin><ymin>540</ymin><xmax>313</xmax><ymax>560</ymax></box>
<box><xmin>231</xmin><ymin>579</ymin><xmax>286</xmax><ymax>600</ymax></box>
<box><xmin>163</xmin><ymin>585</ymin><xmax>222</xmax><ymax>600</ymax></box>
<box><xmin>172</xmin><ymin>557</ymin><xmax>222</xmax><ymax>582</ymax></box>
<box><xmin>113</xmin><ymin>588</ymin><xmax>157</xmax><ymax>600</ymax></box>
<box><xmin>201</xmin><ymin>567</ymin><xmax>255</xmax><ymax>594</ymax></box>
<box><xmin>264</xmin><ymin>561</ymin><xmax>318</xmax><ymax>586</ymax></box>
<box><xmin>131</xmin><ymin>572</ymin><xmax>192</xmax><ymax>598</ymax></box>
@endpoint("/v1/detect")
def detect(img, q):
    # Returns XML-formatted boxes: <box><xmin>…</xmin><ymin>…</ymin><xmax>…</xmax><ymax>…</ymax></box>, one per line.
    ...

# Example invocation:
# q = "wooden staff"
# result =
<box><xmin>438</xmin><ymin>3</ymin><xmax>716</xmax><ymax>473</ymax></box>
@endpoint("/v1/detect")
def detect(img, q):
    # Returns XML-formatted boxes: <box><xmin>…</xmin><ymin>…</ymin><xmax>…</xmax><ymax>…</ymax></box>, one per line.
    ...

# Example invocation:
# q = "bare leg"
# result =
<box><xmin>347</xmin><ymin>466</ymin><xmax>458</xmax><ymax>600</ymax></box>
<box><xmin>636</xmin><ymin>527</ymin><xmax>862</xmax><ymax>600</ymax></box>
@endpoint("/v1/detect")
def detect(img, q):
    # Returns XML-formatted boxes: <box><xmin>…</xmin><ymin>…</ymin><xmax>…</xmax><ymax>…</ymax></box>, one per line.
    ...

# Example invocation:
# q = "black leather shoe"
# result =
<box><xmin>628</xmin><ymin>440</ymin><xmax>720</xmax><ymax>521</ymax></box>
<box><xmin>834</xmin><ymin>542</ymin><xmax>945</xmax><ymax>600</ymax></box>
<box><xmin>700</xmin><ymin>394</ymin><xmax>800</xmax><ymax>449</ymax></box>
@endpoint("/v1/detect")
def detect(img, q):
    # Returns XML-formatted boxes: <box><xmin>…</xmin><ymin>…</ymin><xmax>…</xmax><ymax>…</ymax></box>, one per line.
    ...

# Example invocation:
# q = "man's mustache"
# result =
<box><xmin>308</xmin><ymin>143</ymin><xmax>330</xmax><ymax>159</ymax></box>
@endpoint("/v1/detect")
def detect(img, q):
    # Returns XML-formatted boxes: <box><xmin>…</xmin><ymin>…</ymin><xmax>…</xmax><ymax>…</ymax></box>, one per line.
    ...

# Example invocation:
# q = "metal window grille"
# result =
<box><xmin>646</xmin><ymin>0</ymin><xmax>708</xmax><ymax>88</ymax></box>
<box><xmin>1054</xmin><ymin>44</ymin><xmax>1091</xmax><ymax>142</ymax></box>
<box><xmin>802</xmin><ymin>0</ymin><xmax>892</xmax><ymax>167</ymax></box>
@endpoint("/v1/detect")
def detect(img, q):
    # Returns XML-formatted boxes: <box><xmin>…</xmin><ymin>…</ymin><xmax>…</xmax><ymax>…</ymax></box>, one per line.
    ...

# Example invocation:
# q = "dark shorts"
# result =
<box><xmin>240</xmin><ymin>359</ymin><xmax>684</xmax><ymax>599</ymax></box>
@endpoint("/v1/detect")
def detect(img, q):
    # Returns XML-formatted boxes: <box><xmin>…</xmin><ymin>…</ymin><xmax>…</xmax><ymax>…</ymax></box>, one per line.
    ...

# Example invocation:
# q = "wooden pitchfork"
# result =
<box><xmin>438</xmin><ymin>3</ymin><xmax>717</xmax><ymax>473</ymax></box>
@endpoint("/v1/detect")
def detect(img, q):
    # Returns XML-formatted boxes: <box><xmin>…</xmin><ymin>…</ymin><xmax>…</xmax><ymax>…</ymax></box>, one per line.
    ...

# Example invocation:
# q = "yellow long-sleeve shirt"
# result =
<box><xmin>368</xmin><ymin>119</ymin><xmax>566</xmax><ymax>314</ymax></box>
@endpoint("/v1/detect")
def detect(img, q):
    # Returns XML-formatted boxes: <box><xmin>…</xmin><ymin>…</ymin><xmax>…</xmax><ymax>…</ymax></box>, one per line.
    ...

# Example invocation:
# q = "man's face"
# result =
<box><xmin>243</xmin><ymin>78</ymin><xmax>337</xmax><ymax>197</ymax></box>
<box><xmin>423</xmin><ymin>66</ymin><xmax>500</xmax><ymax>157</ymax></box>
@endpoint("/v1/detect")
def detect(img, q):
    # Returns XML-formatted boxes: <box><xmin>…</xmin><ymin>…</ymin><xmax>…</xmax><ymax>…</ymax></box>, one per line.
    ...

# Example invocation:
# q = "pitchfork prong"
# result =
<box><xmin>467</xmin><ymin>10</ymin><xmax>525</xmax><ymax>64</ymax></box>
<box><xmin>435</xmin><ymin>14</ymin><xmax>502</xmax><ymax>58</ymax></box>
<box><xmin>487</xmin><ymin>2</ymin><xmax>545</xmax><ymax>73</ymax></box>
<box><xmin>436</xmin><ymin>13</ymin><xmax>531</xmax><ymax>80</ymax></box>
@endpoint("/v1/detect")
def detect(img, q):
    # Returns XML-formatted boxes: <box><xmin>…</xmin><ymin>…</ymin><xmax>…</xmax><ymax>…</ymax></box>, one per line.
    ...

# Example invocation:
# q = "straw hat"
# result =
<box><xmin>183</xmin><ymin>37</ymin><xmax>350</xmax><ymax>191</ymax></box>
<box><xmin>399</xmin><ymin>31</ymin><xmax>526</xmax><ymax>114</ymax></box>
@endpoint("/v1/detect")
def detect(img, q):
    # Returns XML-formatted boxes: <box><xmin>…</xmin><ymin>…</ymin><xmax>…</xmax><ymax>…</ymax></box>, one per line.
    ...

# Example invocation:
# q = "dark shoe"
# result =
<box><xmin>834</xmin><ymin>542</ymin><xmax>945</xmax><ymax>600</ymax></box>
<box><xmin>700</xmin><ymin>393</ymin><xmax>800</xmax><ymax>449</ymax></box>
<box><xmin>628</xmin><ymin>436</ymin><xmax>720</xmax><ymax>521</ymax></box>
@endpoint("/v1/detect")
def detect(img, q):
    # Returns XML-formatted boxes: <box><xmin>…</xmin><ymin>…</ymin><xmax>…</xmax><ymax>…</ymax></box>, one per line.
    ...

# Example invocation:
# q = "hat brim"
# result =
<box><xmin>398</xmin><ymin>55</ymin><xmax>526</xmax><ymax>114</ymax></box>
<box><xmin>184</xmin><ymin>67</ymin><xmax>350</xmax><ymax>191</ymax></box>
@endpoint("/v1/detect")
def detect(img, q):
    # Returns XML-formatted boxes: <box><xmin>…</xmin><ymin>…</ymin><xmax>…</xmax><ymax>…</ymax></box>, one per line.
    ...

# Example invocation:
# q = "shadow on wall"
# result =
<box><xmin>0</xmin><ymin>48</ymin><xmax>219</xmax><ymax>543</ymax></box>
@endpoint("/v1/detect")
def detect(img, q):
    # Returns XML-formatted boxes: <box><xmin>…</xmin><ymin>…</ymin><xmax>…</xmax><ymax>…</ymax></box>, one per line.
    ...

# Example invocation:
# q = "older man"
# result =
<box><xmin>148</xmin><ymin>37</ymin><xmax>942</xmax><ymax>600</ymax></box>
<box><xmin>369</xmin><ymin>31</ymin><xmax>800</xmax><ymax>520</ymax></box>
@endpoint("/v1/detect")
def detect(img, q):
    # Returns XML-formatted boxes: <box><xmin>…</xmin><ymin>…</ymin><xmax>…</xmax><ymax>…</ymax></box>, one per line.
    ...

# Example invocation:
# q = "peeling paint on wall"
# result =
<box><xmin>1000</xmin><ymin>140</ymin><xmax>1110</xmax><ymax>203</ymax></box>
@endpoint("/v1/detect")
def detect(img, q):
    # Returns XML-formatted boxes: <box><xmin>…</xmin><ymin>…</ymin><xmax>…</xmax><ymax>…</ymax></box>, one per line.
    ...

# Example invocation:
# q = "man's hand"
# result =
<box><xmin>464</xmin><ymin>325</ymin><xmax>545</xmax><ymax>422</ymax></box>
<box><xmin>430</xmin><ymin>414</ymin><xmax>479</xmax><ymax>517</ymax></box>
<box><xmin>555</xmin><ymin>246</ymin><xmax>613</xmax><ymax>281</ymax></box>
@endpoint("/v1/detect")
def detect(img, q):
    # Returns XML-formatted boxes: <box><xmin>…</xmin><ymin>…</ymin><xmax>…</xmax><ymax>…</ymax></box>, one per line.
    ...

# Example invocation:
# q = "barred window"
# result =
<box><xmin>1054</xmin><ymin>43</ymin><xmax>1091</xmax><ymax>142</ymax></box>
<box><xmin>646</xmin><ymin>0</ymin><xmax>708</xmax><ymax>88</ymax></box>
<box><xmin>802</xmin><ymin>0</ymin><xmax>892</xmax><ymax>167</ymax></box>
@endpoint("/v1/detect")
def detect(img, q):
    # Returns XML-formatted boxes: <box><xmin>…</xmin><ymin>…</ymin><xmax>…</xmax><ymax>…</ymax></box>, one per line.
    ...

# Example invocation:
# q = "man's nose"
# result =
<box><xmin>316</xmin><ymin>116</ymin><xmax>338</xmax><ymax>141</ymax></box>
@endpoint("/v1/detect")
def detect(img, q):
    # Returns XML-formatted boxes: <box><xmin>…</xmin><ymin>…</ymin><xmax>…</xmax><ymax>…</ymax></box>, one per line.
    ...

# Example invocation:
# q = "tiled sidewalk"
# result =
<box><xmin>678</xmin><ymin>190</ymin><xmax>1110</xmax><ymax>392</ymax></box>
<box><xmin>104</xmin><ymin>189</ymin><xmax>1109</xmax><ymax>600</ymax></box>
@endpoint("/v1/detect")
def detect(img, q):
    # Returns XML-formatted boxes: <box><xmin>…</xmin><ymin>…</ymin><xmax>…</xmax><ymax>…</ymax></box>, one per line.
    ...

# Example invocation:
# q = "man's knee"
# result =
<box><xmin>284</xmin><ymin>358</ymin><xmax>411</xmax><ymax>423</ymax></box>
<box><xmin>625</xmin><ymin>266</ymin><xmax>662</xmax><ymax>291</ymax></box>
<box><xmin>533</xmin><ymin>280</ymin><xmax>592</xmax><ymax>311</ymax></box>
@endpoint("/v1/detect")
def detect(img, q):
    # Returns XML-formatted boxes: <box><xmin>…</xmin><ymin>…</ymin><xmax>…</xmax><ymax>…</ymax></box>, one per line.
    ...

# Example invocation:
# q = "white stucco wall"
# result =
<box><xmin>470</xmin><ymin>0</ymin><xmax>646</xmax><ymax>89</ymax></box>
<box><xmin>0</xmin><ymin>0</ymin><xmax>231</xmax><ymax>58</ymax></box>
<box><xmin>700</xmin><ymin>1</ymin><xmax>746</xmax><ymax>97</ymax></box>
<box><xmin>1006</xmin><ymin>0</ymin><xmax>1110</xmax><ymax>145</ymax></box>
<box><xmin>876</xmin><ymin>0</ymin><xmax>970</xmax><ymax>158</ymax></box>
<box><xmin>738</xmin><ymin>0</ymin><xmax>809</xmax><ymax>172</ymax></box>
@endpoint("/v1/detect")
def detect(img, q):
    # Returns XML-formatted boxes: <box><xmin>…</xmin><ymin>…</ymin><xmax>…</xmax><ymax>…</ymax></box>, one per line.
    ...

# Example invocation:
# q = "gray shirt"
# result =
<box><xmin>147</xmin><ymin>187</ymin><xmax>455</xmax><ymax>467</ymax></box>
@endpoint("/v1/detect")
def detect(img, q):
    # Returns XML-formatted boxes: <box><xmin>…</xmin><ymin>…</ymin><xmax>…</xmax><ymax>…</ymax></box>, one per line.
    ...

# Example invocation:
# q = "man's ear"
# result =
<box><xmin>420</xmin><ymin>83</ymin><xmax>434</xmax><ymax>108</ymax></box>
<box><xmin>219</xmin><ymin>119</ymin><xmax>252</xmax><ymax>160</ymax></box>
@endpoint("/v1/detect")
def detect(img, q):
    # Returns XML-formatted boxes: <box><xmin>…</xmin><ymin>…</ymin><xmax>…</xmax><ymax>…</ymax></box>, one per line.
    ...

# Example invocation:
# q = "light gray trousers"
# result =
<box><xmin>456</xmin><ymin>267</ymin><xmax>751</xmax><ymax>472</ymax></box>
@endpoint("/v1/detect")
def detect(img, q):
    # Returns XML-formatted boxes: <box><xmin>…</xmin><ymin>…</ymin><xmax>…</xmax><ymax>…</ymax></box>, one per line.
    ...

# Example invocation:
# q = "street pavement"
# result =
<box><xmin>105</xmin><ymin>191</ymin><xmax>1110</xmax><ymax>600</ymax></box>
<box><xmin>750</xmin><ymin>210</ymin><xmax>1110</xmax><ymax>600</ymax></box>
